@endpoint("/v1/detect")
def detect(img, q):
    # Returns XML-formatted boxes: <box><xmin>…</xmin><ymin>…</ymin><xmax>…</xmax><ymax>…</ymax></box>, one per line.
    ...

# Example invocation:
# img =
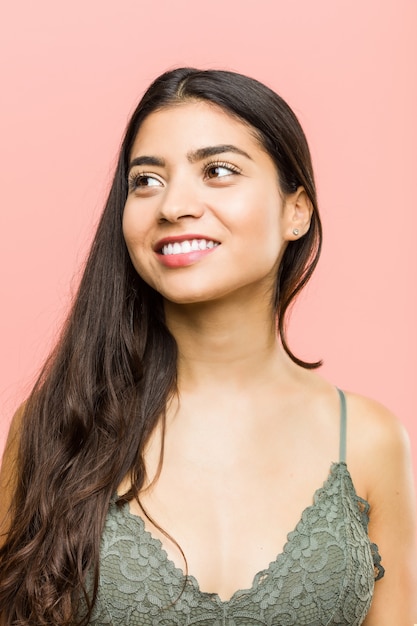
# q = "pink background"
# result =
<box><xmin>1</xmin><ymin>1</ymin><xmax>416</xmax><ymax>493</ymax></box>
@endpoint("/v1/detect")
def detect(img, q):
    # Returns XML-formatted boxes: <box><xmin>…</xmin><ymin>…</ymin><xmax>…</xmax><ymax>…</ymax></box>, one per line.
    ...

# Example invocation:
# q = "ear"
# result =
<box><xmin>282</xmin><ymin>187</ymin><xmax>313</xmax><ymax>241</ymax></box>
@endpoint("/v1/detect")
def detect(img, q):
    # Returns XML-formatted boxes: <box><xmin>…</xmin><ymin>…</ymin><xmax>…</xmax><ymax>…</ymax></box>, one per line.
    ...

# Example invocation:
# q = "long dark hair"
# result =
<box><xmin>0</xmin><ymin>68</ymin><xmax>322</xmax><ymax>625</ymax></box>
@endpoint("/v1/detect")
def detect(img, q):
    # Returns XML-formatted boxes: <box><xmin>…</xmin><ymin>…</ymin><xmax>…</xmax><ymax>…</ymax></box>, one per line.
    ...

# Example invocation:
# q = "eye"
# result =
<box><xmin>128</xmin><ymin>172</ymin><xmax>163</xmax><ymax>192</ymax></box>
<box><xmin>203</xmin><ymin>161</ymin><xmax>241</xmax><ymax>180</ymax></box>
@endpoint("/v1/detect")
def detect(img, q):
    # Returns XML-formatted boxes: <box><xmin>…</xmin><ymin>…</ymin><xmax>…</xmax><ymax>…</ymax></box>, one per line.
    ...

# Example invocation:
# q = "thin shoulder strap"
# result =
<box><xmin>337</xmin><ymin>388</ymin><xmax>347</xmax><ymax>463</ymax></box>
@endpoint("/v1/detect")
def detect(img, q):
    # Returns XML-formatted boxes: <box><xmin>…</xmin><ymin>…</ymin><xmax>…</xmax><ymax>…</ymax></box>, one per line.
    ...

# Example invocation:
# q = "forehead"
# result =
<box><xmin>130</xmin><ymin>101</ymin><xmax>263</xmax><ymax>157</ymax></box>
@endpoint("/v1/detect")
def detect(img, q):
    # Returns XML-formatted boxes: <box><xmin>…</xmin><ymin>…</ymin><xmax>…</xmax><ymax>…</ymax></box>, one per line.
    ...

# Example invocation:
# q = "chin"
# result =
<box><xmin>162</xmin><ymin>292</ymin><xmax>218</xmax><ymax>306</ymax></box>
<box><xmin>154</xmin><ymin>281</ymin><xmax>228</xmax><ymax>306</ymax></box>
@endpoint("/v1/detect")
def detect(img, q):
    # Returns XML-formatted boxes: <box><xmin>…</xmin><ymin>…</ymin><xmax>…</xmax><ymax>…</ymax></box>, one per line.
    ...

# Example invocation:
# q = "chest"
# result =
<box><xmin>132</xmin><ymin>452</ymin><xmax>338</xmax><ymax>599</ymax></box>
<box><xmin>131</xmin><ymin>405</ymin><xmax>343</xmax><ymax>598</ymax></box>
<box><xmin>92</xmin><ymin>464</ymin><xmax>376</xmax><ymax>626</ymax></box>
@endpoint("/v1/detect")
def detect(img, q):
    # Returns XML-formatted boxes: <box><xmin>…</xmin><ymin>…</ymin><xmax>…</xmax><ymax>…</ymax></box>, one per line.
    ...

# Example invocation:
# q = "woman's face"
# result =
<box><xmin>123</xmin><ymin>101</ymin><xmax>301</xmax><ymax>306</ymax></box>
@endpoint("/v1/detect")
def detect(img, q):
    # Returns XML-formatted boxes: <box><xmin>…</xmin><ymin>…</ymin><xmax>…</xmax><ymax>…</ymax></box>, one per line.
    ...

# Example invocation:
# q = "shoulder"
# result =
<box><xmin>1</xmin><ymin>403</ymin><xmax>25</xmax><ymax>464</ymax></box>
<box><xmin>342</xmin><ymin>392</ymin><xmax>417</xmax><ymax>622</ymax></box>
<box><xmin>341</xmin><ymin>391</ymin><xmax>414</xmax><ymax>503</ymax></box>
<box><xmin>1</xmin><ymin>404</ymin><xmax>25</xmax><ymax>470</ymax></box>
<box><xmin>343</xmin><ymin>391</ymin><xmax>412</xmax><ymax>484</ymax></box>
<box><xmin>344</xmin><ymin>392</ymin><xmax>410</xmax><ymax>460</ymax></box>
<box><xmin>293</xmin><ymin>369</ymin><xmax>411</xmax><ymax>466</ymax></box>
<box><xmin>0</xmin><ymin>403</ymin><xmax>26</xmax><ymax>542</ymax></box>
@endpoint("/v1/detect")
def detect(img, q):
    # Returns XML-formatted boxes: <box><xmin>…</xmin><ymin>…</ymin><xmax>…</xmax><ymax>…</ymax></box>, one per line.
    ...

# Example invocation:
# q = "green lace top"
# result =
<box><xmin>89</xmin><ymin>390</ymin><xmax>384</xmax><ymax>626</ymax></box>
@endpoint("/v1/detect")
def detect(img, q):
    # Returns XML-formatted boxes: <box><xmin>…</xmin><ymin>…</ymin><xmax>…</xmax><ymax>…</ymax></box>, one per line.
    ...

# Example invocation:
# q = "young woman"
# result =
<box><xmin>0</xmin><ymin>68</ymin><xmax>415</xmax><ymax>626</ymax></box>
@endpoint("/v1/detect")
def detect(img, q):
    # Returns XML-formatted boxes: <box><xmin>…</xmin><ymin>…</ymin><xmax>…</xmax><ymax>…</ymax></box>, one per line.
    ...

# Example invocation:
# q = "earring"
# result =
<box><xmin>292</xmin><ymin>228</ymin><xmax>300</xmax><ymax>236</ymax></box>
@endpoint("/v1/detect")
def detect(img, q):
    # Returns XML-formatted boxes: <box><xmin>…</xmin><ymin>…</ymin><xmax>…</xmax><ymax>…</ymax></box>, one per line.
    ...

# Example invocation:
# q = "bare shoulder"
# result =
<box><xmin>344</xmin><ymin>391</ymin><xmax>411</xmax><ymax>462</ymax></box>
<box><xmin>343</xmin><ymin>392</ymin><xmax>417</xmax><ymax>623</ymax></box>
<box><xmin>294</xmin><ymin>369</ymin><xmax>411</xmax><ymax>468</ymax></box>
<box><xmin>0</xmin><ymin>404</ymin><xmax>26</xmax><ymax>542</ymax></box>
<box><xmin>1</xmin><ymin>403</ymin><xmax>25</xmax><ymax>464</ymax></box>
<box><xmin>286</xmin><ymin>367</ymin><xmax>416</xmax><ymax>620</ymax></box>
<box><xmin>343</xmin><ymin>391</ymin><xmax>414</xmax><ymax>512</ymax></box>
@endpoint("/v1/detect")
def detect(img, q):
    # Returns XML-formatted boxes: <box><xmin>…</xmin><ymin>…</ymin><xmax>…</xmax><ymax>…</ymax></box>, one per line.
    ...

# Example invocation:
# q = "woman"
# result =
<box><xmin>0</xmin><ymin>68</ymin><xmax>415</xmax><ymax>625</ymax></box>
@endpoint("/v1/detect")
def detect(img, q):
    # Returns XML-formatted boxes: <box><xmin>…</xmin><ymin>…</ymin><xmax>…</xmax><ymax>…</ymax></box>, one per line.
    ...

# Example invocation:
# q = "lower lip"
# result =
<box><xmin>156</xmin><ymin>247</ymin><xmax>219</xmax><ymax>268</ymax></box>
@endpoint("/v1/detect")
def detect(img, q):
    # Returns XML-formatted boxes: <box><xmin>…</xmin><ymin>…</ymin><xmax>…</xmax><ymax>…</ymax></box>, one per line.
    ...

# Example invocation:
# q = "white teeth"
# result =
<box><xmin>181</xmin><ymin>240</ymin><xmax>192</xmax><ymax>253</ymax></box>
<box><xmin>161</xmin><ymin>239</ymin><xmax>219</xmax><ymax>255</ymax></box>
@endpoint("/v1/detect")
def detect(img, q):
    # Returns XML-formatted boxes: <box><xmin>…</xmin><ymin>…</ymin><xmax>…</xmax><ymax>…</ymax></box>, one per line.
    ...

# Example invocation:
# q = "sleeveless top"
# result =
<box><xmin>89</xmin><ymin>389</ymin><xmax>384</xmax><ymax>625</ymax></box>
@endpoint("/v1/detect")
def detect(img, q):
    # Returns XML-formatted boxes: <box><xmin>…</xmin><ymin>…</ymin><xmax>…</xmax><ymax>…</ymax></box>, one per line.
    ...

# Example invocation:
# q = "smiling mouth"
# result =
<box><xmin>160</xmin><ymin>239</ymin><xmax>220</xmax><ymax>255</ymax></box>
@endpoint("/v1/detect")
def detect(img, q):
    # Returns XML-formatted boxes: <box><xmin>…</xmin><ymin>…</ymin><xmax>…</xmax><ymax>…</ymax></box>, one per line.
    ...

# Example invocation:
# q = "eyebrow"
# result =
<box><xmin>128</xmin><ymin>144</ymin><xmax>252</xmax><ymax>172</ymax></box>
<box><xmin>128</xmin><ymin>155</ymin><xmax>165</xmax><ymax>171</ymax></box>
<box><xmin>187</xmin><ymin>144</ymin><xmax>252</xmax><ymax>163</ymax></box>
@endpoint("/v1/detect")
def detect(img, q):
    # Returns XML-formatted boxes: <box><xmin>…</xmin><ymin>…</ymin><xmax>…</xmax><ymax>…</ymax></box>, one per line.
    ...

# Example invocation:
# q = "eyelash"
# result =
<box><xmin>127</xmin><ymin>159</ymin><xmax>242</xmax><ymax>192</ymax></box>
<box><xmin>127</xmin><ymin>172</ymin><xmax>161</xmax><ymax>192</ymax></box>
<box><xmin>203</xmin><ymin>160</ymin><xmax>242</xmax><ymax>179</ymax></box>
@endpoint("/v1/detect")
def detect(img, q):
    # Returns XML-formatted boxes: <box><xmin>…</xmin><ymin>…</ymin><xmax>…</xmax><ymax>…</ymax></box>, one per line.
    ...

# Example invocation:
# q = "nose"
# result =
<box><xmin>157</xmin><ymin>177</ymin><xmax>205</xmax><ymax>223</ymax></box>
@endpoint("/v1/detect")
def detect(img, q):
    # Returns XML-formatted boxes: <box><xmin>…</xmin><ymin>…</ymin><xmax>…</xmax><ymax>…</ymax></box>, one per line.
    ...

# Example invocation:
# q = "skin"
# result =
<box><xmin>122</xmin><ymin>102</ymin><xmax>417</xmax><ymax>621</ymax></box>
<box><xmin>123</xmin><ymin>102</ymin><xmax>304</xmax><ymax>306</ymax></box>
<box><xmin>1</xmin><ymin>101</ymin><xmax>416</xmax><ymax>623</ymax></box>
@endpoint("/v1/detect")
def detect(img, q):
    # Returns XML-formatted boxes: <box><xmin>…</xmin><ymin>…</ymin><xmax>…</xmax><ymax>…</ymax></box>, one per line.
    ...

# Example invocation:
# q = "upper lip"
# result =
<box><xmin>154</xmin><ymin>234</ymin><xmax>220</xmax><ymax>252</ymax></box>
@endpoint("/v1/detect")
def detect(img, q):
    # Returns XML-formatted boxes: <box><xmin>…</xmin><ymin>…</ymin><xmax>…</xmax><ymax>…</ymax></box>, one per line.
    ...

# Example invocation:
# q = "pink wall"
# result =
<box><xmin>1</xmin><ymin>1</ymin><xmax>416</xmax><ymax>491</ymax></box>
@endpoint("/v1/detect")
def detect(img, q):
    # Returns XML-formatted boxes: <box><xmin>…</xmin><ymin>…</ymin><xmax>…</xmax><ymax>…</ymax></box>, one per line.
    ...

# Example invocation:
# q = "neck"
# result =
<box><xmin>164</xmin><ymin>297</ymin><xmax>287</xmax><ymax>392</ymax></box>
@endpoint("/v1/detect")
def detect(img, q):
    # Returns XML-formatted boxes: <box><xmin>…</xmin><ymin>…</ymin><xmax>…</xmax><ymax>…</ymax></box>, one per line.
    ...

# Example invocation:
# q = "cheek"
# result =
<box><xmin>122</xmin><ymin>206</ymin><xmax>151</xmax><ymax>276</ymax></box>
<box><xmin>238</xmin><ymin>189</ymin><xmax>283</xmax><ymax>247</ymax></box>
<box><xmin>122</xmin><ymin>204</ymin><xmax>147</xmax><ymax>253</ymax></box>
<box><xmin>122</xmin><ymin>205</ymin><xmax>170</xmax><ymax>296</ymax></box>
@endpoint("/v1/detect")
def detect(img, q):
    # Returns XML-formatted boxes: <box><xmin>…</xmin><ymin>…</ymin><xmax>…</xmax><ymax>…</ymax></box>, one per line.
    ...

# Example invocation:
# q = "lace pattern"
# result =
<box><xmin>89</xmin><ymin>462</ymin><xmax>383</xmax><ymax>625</ymax></box>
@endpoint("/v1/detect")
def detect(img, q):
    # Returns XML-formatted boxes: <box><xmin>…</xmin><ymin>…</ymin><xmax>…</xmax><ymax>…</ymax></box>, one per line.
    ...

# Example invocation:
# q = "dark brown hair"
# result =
<box><xmin>0</xmin><ymin>68</ymin><xmax>322</xmax><ymax>625</ymax></box>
